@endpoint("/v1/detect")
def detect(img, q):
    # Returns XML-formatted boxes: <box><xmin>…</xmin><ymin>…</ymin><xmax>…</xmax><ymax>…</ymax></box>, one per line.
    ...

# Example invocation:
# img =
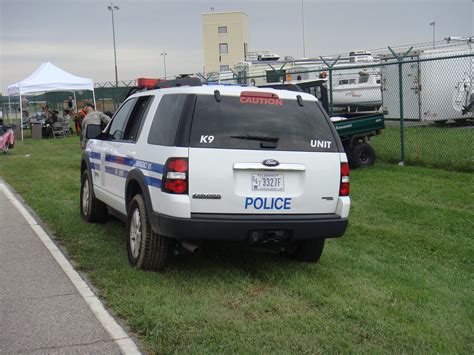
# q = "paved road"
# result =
<box><xmin>0</xmin><ymin>183</ymin><xmax>141</xmax><ymax>354</ymax></box>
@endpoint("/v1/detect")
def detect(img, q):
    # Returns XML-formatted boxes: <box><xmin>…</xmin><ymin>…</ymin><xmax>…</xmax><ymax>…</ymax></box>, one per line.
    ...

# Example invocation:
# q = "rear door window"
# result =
<box><xmin>147</xmin><ymin>94</ymin><xmax>188</xmax><ymax>146</ymax></box>
<box><xmin>190</xmin><ymin>94</ymin><xmax>339</xmax><ymax>152</ymax></box>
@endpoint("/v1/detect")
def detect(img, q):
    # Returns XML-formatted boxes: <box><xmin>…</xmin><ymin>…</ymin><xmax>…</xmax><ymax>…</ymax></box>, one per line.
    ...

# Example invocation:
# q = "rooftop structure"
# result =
<box><xmin>202</xmin><ymin>11</ymin><xmax>249</xmax><ymax>73</ymax></box>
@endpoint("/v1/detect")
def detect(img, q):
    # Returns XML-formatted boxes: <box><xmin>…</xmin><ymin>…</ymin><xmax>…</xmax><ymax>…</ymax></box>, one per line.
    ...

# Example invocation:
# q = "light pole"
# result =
<box><xmin>301</xmin><ymin>0</ymin><xmax>306</xmax><ymax>57</ymax></box>
<box><xmin>161</xmin><ymin>52</ymin><xmax>167</xmax><ymax>79</ymax></box>
<box><xmin>430</xmin><ymin>21</ymin><xmax>436</xmax><ymax>50</ymax></box>
<box><xmin>108</xmin><ymin>3</ymin><xmax>119</xmax><ymax>88</ymax></box>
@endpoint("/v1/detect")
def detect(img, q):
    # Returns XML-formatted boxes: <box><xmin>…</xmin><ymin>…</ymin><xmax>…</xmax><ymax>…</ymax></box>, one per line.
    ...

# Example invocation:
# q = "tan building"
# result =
<box><xmin>202</xmin><ymin>11</ymin><xmax>249</xmax><ymax>73</ymax></box>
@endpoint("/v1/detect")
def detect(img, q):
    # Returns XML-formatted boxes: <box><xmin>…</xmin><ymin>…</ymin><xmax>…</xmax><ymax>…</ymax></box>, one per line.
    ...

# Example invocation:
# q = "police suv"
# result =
<box><xmin>80</xmin><ymin>79</ymin><xmax>350</xmax><ymax>270</ymax></box>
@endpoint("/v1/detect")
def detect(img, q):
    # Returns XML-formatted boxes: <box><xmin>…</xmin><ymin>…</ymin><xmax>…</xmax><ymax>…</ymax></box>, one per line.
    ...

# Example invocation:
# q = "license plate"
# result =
<box><xmin>251</xmin><ymin>173</ymin><xmax>284</xmax><ymax>191</ymax></box>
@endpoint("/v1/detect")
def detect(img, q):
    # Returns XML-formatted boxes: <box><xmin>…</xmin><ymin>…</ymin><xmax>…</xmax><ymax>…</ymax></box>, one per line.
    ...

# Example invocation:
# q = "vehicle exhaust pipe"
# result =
<box><xmin>181</xmin><ymin>241</ymin><xmax>200</xmax><ymax>254</ymax></box>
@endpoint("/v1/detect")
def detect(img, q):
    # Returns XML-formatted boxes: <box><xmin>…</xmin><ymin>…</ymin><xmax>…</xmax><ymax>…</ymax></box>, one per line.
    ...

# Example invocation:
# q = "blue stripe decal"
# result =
<box><xmin>101</xmin><ymin>153</ymin><xmax>164</xmax><ymax>188</ymax></box>
<box><xmin>90</xmin><ymin>152</ymin><xmax>101</xmax><ymax>160</ymax></box>
<box><xmin>87</xmin><ymin>151</ymin><xmax>101</xmax><ymax>160</ymax></box>
<box><xmin>105</xmin><ymin>166</ymin><xmax>129</xmax><ymax>178</ymax></box>
<box><xmin>145</xmin><ymin>162</ymin><xmax>165</xmax><ymax>174</ymax></box>
<box><xmin>90</xmin><ymin>162</ymin><xmax>100</xmax><ymax>170</ymax></box>
<box><xmin>104</xmin><ymin>163</ymin><xmax>162</xmax><ymax>188</ymax></box>
<box><xmin>104</xmin><ymin>166</ymin><xmax>114</xmax><ymax>175</ymax></box>
<box><xmin>104</xmin><ymin>154</ymin><xmax>164</xmax><ymax>174</ymax></box>
<box><xmin>105</xmin><ymin>154</ymin><xmax>135</xmax><ymax>166</ymax></box>
<box><xmin>145</xmin><ymin>176</ymin><xmax>163</xmax><ymax>188</ymax></box>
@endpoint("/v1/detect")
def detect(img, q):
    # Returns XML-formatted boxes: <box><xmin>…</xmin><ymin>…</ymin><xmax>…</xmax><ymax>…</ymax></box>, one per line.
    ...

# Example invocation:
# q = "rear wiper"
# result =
<box><xmin>230</xmin><ymin>135</ymin><xmax>279</xmax><ymax>143</ymax></box>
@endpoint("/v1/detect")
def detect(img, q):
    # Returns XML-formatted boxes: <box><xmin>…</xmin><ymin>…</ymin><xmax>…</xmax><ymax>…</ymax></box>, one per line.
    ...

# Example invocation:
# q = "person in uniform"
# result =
<box><xmin>81</xmin><ymin>104</ymin><xmax>111</xmax><ymax>148</ymax></box>
<box><xmin>74</xmin><ymin>106</ymin><xmax>88</xmax><ymax>135</ymax></box>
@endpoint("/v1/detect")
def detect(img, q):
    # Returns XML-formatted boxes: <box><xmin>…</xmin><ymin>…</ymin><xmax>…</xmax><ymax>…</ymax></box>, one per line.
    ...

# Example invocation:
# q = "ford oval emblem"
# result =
<box><xmin>262</xmin><ymin>159</ymin><xmax>280</xmax><ymax>167</ymax></box>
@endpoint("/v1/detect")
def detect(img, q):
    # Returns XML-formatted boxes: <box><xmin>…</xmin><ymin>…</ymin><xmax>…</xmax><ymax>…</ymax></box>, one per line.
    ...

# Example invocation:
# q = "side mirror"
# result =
<box><xmin>85</xmin><ymin>124</ymin><xmax>103</xmax><ymax>139</ymax></box>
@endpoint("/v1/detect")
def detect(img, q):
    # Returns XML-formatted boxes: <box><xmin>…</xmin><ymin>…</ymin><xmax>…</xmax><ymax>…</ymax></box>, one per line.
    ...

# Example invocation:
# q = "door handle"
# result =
<box><xmin>126</xmin><ymin>151</ymin><xmax>136</xmax><ymax>159</ymax></box>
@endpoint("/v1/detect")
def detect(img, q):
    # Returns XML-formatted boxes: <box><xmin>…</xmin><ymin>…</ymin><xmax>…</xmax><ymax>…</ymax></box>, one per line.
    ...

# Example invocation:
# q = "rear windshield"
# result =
<box><xmin>190</xmin><ymin>94</ymin><xmax>339</xmax><ymax>152</ymax></box>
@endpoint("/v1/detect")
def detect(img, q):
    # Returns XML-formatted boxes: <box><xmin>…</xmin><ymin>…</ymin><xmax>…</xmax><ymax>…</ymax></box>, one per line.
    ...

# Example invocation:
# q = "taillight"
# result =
<box><xmin>340</xmin><ymin>162</ymin><xmax>350</xmax><ymax>196</ymax></box>
<box><xmin>162</xmin><ymin>158</ymin><xmax>188</xmax><ymax>194</ymax></box>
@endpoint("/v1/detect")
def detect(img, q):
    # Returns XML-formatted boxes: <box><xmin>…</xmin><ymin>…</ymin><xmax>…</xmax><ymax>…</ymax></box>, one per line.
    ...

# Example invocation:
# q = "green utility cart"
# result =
<box><xmin>332</xmin><ymin>113</ymin><xmax>385</xmax><ymax>168</ymax></box>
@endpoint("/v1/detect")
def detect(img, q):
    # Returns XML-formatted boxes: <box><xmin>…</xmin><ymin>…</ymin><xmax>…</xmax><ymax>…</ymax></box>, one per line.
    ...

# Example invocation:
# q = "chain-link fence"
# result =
<box><xmin>94</xmin><ymin>80</ymin><xmax>136</xmax><ymax>112</ymax></box>
<box><xmin>376</xmin><ymin>50</ymin><xmax>473</xmax><ymax>172</ymax></box>
<box><xmin>1</xmin><ymin>48</ymin><xmax>473</xmax><ymax>172</ymax></box>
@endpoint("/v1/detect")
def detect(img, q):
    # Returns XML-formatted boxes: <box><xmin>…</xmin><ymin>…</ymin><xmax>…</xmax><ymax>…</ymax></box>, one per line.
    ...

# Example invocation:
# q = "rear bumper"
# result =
<box><xmin>150</xmin><ymin>213</ymin><xmax>349</xmax><ymax>242</ymax></box>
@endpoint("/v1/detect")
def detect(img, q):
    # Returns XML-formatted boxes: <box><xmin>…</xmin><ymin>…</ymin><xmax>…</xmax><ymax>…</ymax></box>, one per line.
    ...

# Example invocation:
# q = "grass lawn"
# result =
<box><xmin>0</xmin><ymin>137</ymin><xmax>473</xmax><ymax>353</ymax></box>
<box><xmin>372</xmin><ymin>124</ymin><xmax>474</xmax><ymax>172</ymax></box>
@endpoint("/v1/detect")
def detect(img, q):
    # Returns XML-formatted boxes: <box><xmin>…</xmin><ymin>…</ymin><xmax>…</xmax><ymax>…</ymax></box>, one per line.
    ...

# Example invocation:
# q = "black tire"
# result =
<box><xmin>80</xmin><ymin>170</ymin><xmax>108</xmax><ymax>223</ymax></box>
<box><xmin>286</xmin><ymin>239</ymin><xmax>325</xmax><ymax>263</ymax></box>
<box><xmin>3</xmin><ymin>142</ymin><xmax>9</xmax><ymax>154</ymax></box>
<box><xmin>126</xmin><ymin>194</ymin><xmax>170</xmax><ymax>271</ymax></box>
<box><xmin>349</xmin><ymin>142</ymin><xmax>376</xmax><ymax>168</ymax></box>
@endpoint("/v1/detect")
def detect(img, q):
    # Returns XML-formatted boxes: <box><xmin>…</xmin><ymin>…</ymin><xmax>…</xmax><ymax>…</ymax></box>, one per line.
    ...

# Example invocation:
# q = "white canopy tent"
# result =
<box><xmin>7</xmin><ymin>62</ymin><xmax>96</xmax><ymax>140</ymax></box>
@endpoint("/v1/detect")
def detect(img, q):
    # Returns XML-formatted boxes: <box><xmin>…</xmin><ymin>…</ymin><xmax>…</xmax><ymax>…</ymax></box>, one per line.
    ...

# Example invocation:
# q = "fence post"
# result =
<box><xmin>388</xmin><ymin>46</ymin><xmax>413</xmax><ymax>166</ymax></box>
<box><xmin>320</xmin><ymin>56</ymin><xmax>340</xmax><ymax>115</ymax></box>
<box><xmin>8</xmin><ymin>96</ymin><xmax>12</xmax><ymax>123</ymax></box>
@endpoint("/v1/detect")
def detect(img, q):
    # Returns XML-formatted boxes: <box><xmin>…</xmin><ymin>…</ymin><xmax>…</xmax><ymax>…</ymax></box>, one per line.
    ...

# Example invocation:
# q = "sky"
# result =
<box><xmin>0</xmin><ymin>0</ymin><xmax>473</xmax><ymax>94</ymax></box>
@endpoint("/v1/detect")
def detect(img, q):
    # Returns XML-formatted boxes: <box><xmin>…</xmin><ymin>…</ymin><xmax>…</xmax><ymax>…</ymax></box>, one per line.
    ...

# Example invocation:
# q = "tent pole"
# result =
<box><xmin>73</xmin><ymin>91</ymin><xmax>77</xmax><ymax>111</ymax></box>
<box><xmin>92</xmin><ymin>88</ymin><xmax>97</xmax><ymax>110</ymax></box>
<box><xmin>19</xmin><ymin>93</ymin><xmax>24</xmax><ymax>141</ymax></box>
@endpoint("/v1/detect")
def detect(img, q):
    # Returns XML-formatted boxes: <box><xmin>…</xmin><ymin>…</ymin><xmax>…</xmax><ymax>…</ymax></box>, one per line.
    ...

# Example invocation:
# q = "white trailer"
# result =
<box><xmin>233</xmin><ymin>60</ymin><xmax>323</xmax><ymax>86</ymax></box>
<box><xmin>381</xmin><ymin>47</ymin><xmax>474</xmax><ymax>121</ymax></box>
<box><xmin>233</xmin><ymin>54</ymin><xmax>382</xmax><ymax>109</ymax></box>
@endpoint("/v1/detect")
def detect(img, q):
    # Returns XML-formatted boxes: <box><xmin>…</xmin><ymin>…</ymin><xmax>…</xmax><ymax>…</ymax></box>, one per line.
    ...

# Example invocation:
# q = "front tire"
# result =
<box><xmin>3</xmin><ymin>142</ymin><xmax>9</xmax><ymax>154</ymax></box>
<box><xmin>80</xmin><ymin>170</ymin><xmax>108</xmax><ymax>223</ymax></box>
<box><xmin>127</xmin><ymin>194</ymin><xmax>170</xmax><ymax>270</ymax></box>
<box><xmin>286</xmin><ymin>239</ymin><xmax>325</xmax><ymax>263</ymax></box>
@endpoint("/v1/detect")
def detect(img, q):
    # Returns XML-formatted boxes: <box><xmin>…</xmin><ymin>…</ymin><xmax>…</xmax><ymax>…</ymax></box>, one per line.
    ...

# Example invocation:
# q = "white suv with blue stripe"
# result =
<box><xmin>80</xmin><ymin>80</ymin><xmax>350</xmax><ymax>270</ymax></box>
